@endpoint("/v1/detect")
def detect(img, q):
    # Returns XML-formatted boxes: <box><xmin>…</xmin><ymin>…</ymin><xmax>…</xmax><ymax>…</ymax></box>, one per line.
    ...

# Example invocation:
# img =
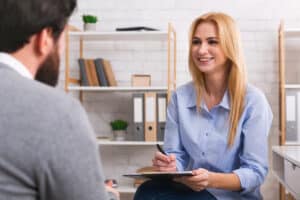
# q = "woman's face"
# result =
<box><xmin>191</xmin><ymin>22</ymin><xmax>227</xmax><ymax>75</ymax></box>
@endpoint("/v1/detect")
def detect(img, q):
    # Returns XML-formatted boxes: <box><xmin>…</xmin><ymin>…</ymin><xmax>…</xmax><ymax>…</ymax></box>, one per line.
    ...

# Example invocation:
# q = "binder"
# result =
<box><xmin>133</xmin><ymin>93</ymin><xmax>144</xmax><ymax>141</ymax></box>
<box><xmin>286</xmin><ymin>90</ymin><xmax>297</xmax><ymax>141</ymax></box>
<box><xmin>156</xmin><ymin>93</ymin><xmax>167</xmax><ymax>141</ymax></box>
<box><xmin>144</xmin><ymin>92</ymin><xmax>157</xmax><ymax>141</ymax></box>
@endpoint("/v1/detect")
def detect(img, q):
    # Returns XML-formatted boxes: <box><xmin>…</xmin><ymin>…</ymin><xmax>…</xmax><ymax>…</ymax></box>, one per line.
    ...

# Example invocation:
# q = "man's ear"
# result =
<box><xmin>34</xmin><ymin>28</ymin><xmax>54</xmax><ymax>57</ymax></box>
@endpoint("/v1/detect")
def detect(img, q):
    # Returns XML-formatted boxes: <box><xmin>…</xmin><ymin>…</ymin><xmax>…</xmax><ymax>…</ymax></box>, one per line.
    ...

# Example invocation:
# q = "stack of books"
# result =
<box><xmin>78</xmin><ymin>58</ymin><xmax>117</xmax><ymax>87</ymax></box>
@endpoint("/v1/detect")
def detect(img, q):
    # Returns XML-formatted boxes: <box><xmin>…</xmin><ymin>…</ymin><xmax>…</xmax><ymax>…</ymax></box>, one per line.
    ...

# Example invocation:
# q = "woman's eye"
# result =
<box><xmin>208</xmin><ymin>40</ymin><xmax>218</xmax><ymax>45</ymax></box>
<box><xmin>192</xmin><ymin>39</ymin><xmax>201</xmax><ymax>45</ymax></box>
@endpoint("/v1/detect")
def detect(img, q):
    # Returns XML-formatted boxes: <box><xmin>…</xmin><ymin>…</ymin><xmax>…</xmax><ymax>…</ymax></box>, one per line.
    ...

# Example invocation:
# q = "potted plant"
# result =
<box><xmin>82</xmin><ymin>14</ymin><xmax>98</xmax><ymax>31</ymax></box>
<box><xmin>110</xmin><ymin>119</ymin><xmax>128</xmax><ymax>141</ymax></box>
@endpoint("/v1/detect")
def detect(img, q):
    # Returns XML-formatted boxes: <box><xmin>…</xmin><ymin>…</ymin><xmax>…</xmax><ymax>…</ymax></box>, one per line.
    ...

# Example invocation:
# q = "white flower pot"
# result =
<box><xmin>84</xmin><ymin>23</ymin><xmax>97</xmax><ymax>31</ymax></box>
<box><xmin>113</xmin><ymin>130</ymin><xmax>126</xmax><ymax>141</ymax></box>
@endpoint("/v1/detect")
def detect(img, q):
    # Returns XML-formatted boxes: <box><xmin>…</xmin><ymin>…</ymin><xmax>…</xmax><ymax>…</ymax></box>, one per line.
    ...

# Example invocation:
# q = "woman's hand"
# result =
<box><xmin>152</xmin><ymin>151</ymin><xmax>177</xmax><ymax>172</ymax></box>
<box><xmin>174</xmin><ymin>168</ymin><xmax>211</xmax><ymax>191</ymax></box>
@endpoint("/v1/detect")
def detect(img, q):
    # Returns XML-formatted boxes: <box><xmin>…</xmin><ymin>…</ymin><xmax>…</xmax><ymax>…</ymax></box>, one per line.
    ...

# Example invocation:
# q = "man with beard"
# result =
<box><xmin>0</xmin><ymin>0</ymin><xmax>110</xmax><ymax>200</ymax></box>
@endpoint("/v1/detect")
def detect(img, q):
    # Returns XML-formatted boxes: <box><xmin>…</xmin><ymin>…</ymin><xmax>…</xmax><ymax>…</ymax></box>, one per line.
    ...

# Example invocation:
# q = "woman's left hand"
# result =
<box><xmin>174</xmin><ymin>168</ymin><xmax>211</xmax><ymax>192</ymax></box>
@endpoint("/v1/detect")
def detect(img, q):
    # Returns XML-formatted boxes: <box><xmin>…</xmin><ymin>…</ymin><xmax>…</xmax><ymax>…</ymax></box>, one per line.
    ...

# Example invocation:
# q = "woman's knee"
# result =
<box><xmin>134</xmin><ymin>180</ymin><xmax>157</xmax><ymax>200</ymax></box>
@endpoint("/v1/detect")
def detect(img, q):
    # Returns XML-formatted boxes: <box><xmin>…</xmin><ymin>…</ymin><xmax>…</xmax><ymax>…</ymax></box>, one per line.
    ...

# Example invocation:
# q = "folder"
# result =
<box><xmin>286</xmin><ymin>90</ymin><xmax>298</xmax><ymax>141</ymax></box>
<box><xmin>133</xmin><ymin>93</ymin><xmax>144</xmax><ymax>141</ymax></box>
<box><xmin>156</xmin><ymin>93</ymin><xmax>167</xmax><ymax>141</ymax></box>
<box><xmin>144</xmin><ymin>92</ymin><xmax>157</xmax><ymax>141</ymax></box>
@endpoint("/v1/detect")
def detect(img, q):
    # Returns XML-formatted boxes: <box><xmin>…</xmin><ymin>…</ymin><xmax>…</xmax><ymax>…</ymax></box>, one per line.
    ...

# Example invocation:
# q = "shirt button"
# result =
<box><xmin>202</xmin><ymin>152</ymin><xmax>205</xmax><ymax>156</ymax></box>
<box><xmin>205</xmin><ymin>132</ymin><xmax>208</xmax><ymax>136</ymax></box>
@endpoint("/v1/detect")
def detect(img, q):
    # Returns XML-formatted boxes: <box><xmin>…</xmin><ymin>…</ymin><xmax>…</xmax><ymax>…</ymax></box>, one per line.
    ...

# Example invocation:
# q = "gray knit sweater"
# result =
<box><xmin>0</xmin><ymin>63</ymin><xmax>108</xmax><ymax>200</ymax></box>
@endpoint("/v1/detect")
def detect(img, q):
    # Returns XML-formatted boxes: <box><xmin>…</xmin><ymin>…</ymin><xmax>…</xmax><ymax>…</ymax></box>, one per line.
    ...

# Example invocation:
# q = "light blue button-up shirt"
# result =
<box><xmin>164</xmin><ymin>82</ymin><xmax>273</xmax><ymax>200</ymax></box>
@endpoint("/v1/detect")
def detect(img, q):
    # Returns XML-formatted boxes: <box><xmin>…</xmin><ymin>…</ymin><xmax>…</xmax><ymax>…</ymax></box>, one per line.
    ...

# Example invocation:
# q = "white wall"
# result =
<box><xmin>58</xmin><ymin>0</ymin><xmax>300</xmax><ymax>199</ymax></box>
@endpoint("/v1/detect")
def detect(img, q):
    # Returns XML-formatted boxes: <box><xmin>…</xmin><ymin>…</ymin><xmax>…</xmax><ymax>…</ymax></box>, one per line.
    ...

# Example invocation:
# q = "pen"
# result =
<box><xmin>156</xmin><ymin>144</ymin><xmax>167</xmax><ymax>155</ymax></box>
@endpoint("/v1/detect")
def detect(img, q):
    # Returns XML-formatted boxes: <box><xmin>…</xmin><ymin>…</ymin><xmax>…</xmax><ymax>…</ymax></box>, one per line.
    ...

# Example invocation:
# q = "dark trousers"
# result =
<box><xmin>134</xmin><ymin>180</ymin><xmax>217</xmax><ymax>200</ymax></box>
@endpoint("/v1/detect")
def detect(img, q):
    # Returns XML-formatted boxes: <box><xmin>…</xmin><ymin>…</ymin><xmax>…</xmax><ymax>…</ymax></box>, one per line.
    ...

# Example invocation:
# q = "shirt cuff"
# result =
<box><xmin>233</xmin><ymin>168</ymin><xmax>254</xmax><ymax>194</ymax></box>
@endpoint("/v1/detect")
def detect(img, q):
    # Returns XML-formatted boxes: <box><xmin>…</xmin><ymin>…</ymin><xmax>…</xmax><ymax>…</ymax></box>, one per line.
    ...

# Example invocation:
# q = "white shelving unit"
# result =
<box><xmin>64</xmin><ymin>24</ymin><xmax>177</xmax><ymax>101</ymax></box>
<box><xmin>279</xmin><ymin>22</ymin><xmax>300</xmax><ymax>146</ymax></box>
<box><xmin>65</xmin><ymin>25</ymin><xmax>176</xmax><ymax>196</ymax></box>
<box><xmin>278</xmin><ymin>21</ymin><xmax>300</xmax><ymax>200</ymax></box>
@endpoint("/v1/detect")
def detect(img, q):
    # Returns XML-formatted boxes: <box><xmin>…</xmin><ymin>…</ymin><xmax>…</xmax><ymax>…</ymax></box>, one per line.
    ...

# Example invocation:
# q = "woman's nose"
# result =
<box><xmin>198</xmin><ymin>43</ymin><xmax>209</xmax><ymax>55</ymax></box>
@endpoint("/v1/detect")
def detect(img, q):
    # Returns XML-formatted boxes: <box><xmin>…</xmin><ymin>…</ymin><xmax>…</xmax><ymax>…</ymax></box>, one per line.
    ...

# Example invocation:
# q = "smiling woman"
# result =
<box><xmin>191</xmin><ymin>22</ymin><xmax>227</xmax><ymax>76</ymax></box>
<box><xmin>133</xmin><ymin>12</ymin><xmax>273</xmax><ymax>200</ymax></box>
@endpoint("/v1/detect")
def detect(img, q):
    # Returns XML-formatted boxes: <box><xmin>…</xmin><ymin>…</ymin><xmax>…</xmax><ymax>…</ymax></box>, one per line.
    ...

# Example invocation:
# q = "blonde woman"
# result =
<box><xmin>134</xmin><ymin>12</ymin><xmax>273</xmax><ymax>200</ymax></box>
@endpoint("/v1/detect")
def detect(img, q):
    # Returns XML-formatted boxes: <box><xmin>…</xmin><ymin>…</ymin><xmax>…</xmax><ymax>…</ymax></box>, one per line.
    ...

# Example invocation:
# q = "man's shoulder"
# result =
<box><xmin>0</xmin><ymin>68</ymin><xmax>83</xmax><ymax>120</ymax></box>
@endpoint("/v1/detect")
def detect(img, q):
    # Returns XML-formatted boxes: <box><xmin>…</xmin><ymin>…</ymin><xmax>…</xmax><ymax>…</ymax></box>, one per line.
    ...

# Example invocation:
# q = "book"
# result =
<box><xmin>78</xmin><ymin>58</ymin><xmax>89</xmax><ymax>86</ymax></box>
<box><xmin>87</xmin><ymin>59</ymin><xmax>100</xmax><ymax>86</ymax></box>
<box><xmin>123</xmin><ymin>171</ymin><xmax>193</xmax><ymax>180</ymax></box>
<box><xmin>83</xmin><ymin>59</ymin><xmax>93</xmax><ymax>86</ymax></box>
<box><xmin>94</xmin><ymin>58</ymin><xmax>109</xmax><ymax>86</ymax></box>
<box><xmin>102</xmin><ymin>59</ymin><xmax>117</xmax><ymax>86</ymax></box>
<box><xmin>116</xmin><ymin>26</ymin><xmax>159</xmax><ymax>31</ymax></box>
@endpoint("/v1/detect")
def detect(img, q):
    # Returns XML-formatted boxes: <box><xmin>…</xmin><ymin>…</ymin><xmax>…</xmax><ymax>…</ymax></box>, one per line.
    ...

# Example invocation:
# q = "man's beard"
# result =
<box><xmin>35</xmin><ymin>46</ymin><xmax>60</xmax><ymax>87</ymax></box>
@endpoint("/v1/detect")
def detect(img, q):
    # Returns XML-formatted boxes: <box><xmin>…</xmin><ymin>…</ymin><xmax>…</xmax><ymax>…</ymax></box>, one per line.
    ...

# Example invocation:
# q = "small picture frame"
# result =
<box><xmin>131</xmin><ymin>74</ymin><xmax>151</xmax><ymax>87</ymax></box>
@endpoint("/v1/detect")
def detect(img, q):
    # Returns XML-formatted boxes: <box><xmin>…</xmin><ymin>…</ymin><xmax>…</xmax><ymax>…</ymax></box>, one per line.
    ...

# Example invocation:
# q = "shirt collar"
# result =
<box><xmin>0</xmin><ymin>52</ymin><xmax>33</xmax><ymax>79</ymax></box>
<box><xmin>185</xmin><ymin>84</ymin><xmax>230</xmax><ymax>110</ymax></box>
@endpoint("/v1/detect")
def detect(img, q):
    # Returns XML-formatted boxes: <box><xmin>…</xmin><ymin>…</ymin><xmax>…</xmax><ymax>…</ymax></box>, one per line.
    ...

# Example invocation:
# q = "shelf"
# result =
<box><xmin>117</xmin><ymin>185</ymin><xmax>137</xmax><ymax>194</ymax></box>
<box><xmin>97</xmin><ymin>139</ymin><xmax>163</xmax><ymax>146</ymax></box>
<box><xmin>68</xmin><ymin>86</ymin><xmax>168</xmax><ymax>92</ymax></box>
<box><xmin>284</xmin><ymin>29</ymin><xmax>300</xmax><ymax>38</ymax></box>
<box><xmin>69</xmin><ymin>31</ymin><xmax>169</xmax><ymax>41</ymax></box>
<box><xmin>285</xmin><ymin>141</ymin><xmax>300</xmax><ymax>145</ymax></box>
<box><xmin>285</xmin><ymin>84</ymin><xmax>300</xmax><ymax>89</ymax></box>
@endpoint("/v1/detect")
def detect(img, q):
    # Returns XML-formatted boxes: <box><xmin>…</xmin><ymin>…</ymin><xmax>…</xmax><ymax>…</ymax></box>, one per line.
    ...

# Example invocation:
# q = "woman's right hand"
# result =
<box><xmin>152</xmin><ymin>152</ymin><xmax>177</xmax><ymax>172</ymax></box>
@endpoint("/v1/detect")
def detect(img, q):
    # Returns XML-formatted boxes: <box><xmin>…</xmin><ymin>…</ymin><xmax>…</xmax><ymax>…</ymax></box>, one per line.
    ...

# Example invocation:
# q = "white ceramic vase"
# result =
<box><xmin>84</xmin><ymin>23</ymin><xmax>97</xmax><ymax>31</ymax></box>
<box><xmin>113</xmin><ymin>130</ymin><xmax>126</xmax><ymax>141</ymax></box>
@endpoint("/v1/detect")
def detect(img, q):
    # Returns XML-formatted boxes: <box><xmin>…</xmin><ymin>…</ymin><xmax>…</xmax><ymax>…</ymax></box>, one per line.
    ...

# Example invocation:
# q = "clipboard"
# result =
<box><xmin>123</xmin><ymin>171</ymin><xmax>193</xmax><ymax>180</ymax></box>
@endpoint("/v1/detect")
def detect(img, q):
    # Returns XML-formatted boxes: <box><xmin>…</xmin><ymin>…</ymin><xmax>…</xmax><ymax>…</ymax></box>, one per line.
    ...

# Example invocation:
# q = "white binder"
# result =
<box><xmin>286</xmin><ymin>90</ymin><xmax>297</xmax><ymax>142</ymax></box>
<box><xmin>156</xmin><ymin>93</ymin><xmax>167</xmax><ymax>141</ymax></box>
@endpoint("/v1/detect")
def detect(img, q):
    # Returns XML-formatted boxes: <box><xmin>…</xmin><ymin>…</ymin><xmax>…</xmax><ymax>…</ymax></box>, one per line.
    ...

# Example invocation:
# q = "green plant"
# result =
<box><xmin>110</xmin><ymin>119</ymin><xmax>128</xmax><ymax>131</ymax></box>
<box><xmin>82</xmin><ymin>15</ymin><xmax>98</xmax><ymax>23</ymax></box>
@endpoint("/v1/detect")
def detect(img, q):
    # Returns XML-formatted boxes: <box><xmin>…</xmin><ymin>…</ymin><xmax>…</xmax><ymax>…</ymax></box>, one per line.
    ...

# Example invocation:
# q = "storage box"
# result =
<box><xmin>131</xmin><ymin>74</ymin><xmax>151</xmax><ymax>87</ymax></box>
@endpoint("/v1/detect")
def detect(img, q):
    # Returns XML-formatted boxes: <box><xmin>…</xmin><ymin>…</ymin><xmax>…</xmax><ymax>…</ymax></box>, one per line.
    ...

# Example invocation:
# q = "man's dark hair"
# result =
<box><xmin>0</xmin><ymin>0</ymin><xmax>77</xmax><ymax>53</ymax></box>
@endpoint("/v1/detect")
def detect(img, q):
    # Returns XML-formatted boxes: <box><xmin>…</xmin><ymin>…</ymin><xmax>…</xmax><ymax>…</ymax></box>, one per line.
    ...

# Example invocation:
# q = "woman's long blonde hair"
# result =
<box><xmin>188</xmin><ymin>12</ymin><xmax>247</xmax><ymax>147</ymax></box>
